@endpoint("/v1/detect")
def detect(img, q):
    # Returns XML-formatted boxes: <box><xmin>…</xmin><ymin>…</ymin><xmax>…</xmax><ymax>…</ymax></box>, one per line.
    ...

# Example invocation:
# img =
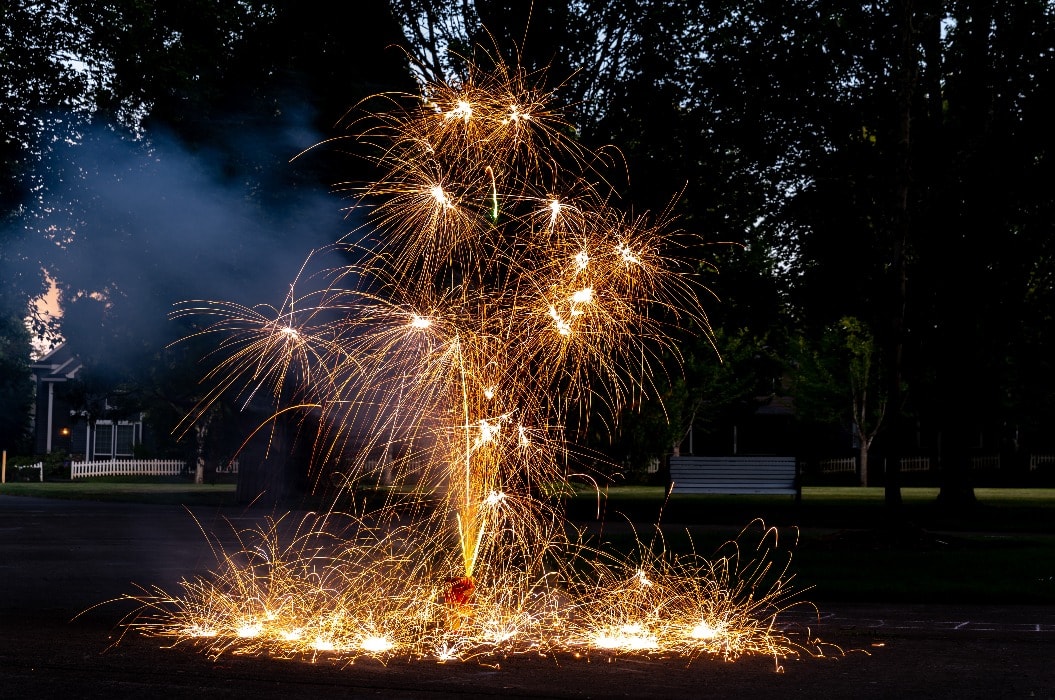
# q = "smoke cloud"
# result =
<box><xmin>24</xmin><ymin>112</ymin><xmax>361</xmax><ymax>364</ymax></box>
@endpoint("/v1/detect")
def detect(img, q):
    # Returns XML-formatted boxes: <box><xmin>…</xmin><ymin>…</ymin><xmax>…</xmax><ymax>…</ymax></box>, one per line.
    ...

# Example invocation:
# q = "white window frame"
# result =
<box><xmin>92</xmin><ymin>419</ymin><xmax>142</xmax><ymax>460</ymax></box>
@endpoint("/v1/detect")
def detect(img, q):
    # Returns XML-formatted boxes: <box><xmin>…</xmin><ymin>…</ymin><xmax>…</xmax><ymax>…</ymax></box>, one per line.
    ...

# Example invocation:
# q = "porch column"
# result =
<box><xmin>46</xmin><ymin>383</ymin><xmax>55</xmax><ymax>453</ymax></box>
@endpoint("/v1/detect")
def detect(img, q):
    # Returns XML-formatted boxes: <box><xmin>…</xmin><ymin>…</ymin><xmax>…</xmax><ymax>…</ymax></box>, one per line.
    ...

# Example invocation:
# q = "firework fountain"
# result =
<box><xmin>119</xmin><ymin>57</ymin><xmax>826</xmax><ymax>668</ymax></box>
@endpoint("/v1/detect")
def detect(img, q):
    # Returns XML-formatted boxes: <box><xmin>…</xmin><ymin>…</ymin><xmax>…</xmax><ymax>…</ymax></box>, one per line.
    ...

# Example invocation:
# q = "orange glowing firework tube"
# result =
<box><xmin>444</xmin><ymin>576</ymin><xmax>475</xmax><ymax>606</ymax></box>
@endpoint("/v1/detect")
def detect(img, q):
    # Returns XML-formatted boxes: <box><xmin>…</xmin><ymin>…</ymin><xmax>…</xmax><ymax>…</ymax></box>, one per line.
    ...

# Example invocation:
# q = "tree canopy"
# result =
<box><xmin>3</xmin><ymin>1</ymin><xmax>1054</xmax><ymax>507</ymax></box>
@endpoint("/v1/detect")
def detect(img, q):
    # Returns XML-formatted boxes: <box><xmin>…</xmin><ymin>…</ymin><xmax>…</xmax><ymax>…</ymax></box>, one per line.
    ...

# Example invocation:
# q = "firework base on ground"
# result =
<box><xmin>115</xmin><ymin>510</ymin><xmax>833</xmax><ymax>669</ymax></box>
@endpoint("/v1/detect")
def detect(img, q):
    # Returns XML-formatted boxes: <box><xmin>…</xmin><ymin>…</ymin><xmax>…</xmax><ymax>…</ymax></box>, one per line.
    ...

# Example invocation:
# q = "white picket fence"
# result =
<box><xmin>71</xmin><ymin>459</ymin><xmax>186</xmax><ymax>479</ymax></box>
<box><xmin>899</xmin><ymin>456</ymin><xmax>931</xmax><ymax>472</ymax></box>
<box><xmin>818</xmin><ymin>457</ymin><xmax>856</xmax><ymax>474</ymax></box>
<box><xmin>5</xmin><ymin>461</ymin><xmax>44</xmax><ymax>482</ymax></box>
<box><xmin>970</xmin><ymin>455</ymin><xmax>1001</xmax><ymax>471</ymax></box>
<box><xmin>216</xmin><ymin>459</ymin><xmax>239</xmax><ymax>474</ymax></box>
<box><xmin>1030</xmin><ymin>454</ymin><xmax>1055</xmax><ymax>471</ymax></box>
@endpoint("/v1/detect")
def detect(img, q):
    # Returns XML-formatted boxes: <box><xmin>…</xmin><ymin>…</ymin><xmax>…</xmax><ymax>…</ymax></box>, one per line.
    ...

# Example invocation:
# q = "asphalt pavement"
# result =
<box><xmin>1</xmin><ymin>495</ymin><xmax>1052</xmax><ymax>699</ymax></box>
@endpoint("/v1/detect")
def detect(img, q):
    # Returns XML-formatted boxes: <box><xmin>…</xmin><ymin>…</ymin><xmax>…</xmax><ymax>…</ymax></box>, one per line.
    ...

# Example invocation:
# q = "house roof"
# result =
<box><xmin>755</xmin><ymin>393</ymin><xmax>795</xmax><ymax>416</ymax></box>
<box><xmin>30</xmin><ymin>343</ymin><xmax>83</xmax><ymax>382</ymax></box>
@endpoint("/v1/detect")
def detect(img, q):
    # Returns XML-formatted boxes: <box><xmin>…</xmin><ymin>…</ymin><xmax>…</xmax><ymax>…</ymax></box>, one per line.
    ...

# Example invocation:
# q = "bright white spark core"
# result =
<box><xmin>410</xmin><ymin>314</ymin><xmax>432</xmax><ymax>329</ymax></box>
<box><xmin>237</xmin><ymin>621</ymin><xmax>263</xmax><ymax>638</ymax></box>
<box><xmin>616</xmin><ymin>243</ymin><xmax>639</xmax><ymax>265</ymax></box>
<box><xmin>446</xmin><ymin>99</ymin><xmax>473</xmax><ymax>122</ymax></box>
<box><xmin>476</xmin><ymin>418</ymin><xmax>500</xmax><ymax>447</ymax></box>
<box><xmin>690</xmin><ymin>621</ymin><xmax>724</xmax><ymax>640</ymax></box>
<box><xmin>594</xmin><ymin>624</ymin><xmax>658</xmax><ymax>651</ymax></box>
<box><xmin>312</xmin><ymin>637</ymin><xmax>336</xmax><ymax>652</ymax></box>
<box><xmin>504</xmin><ymin>104</ymin><xmax>527</xmax><ymax>124</ymax></box>
<box><xmin>548</xmin><ymin>306</ymin><xmax>572</xmax><ymax>336</ymax></box>
<box><xmin>570</xmin><ymin>288</ymin><xmax>593</xmax><ymax>313</ymax></box>
<box><xmin>549</xmin><ymin>199</ymin><xmax>562</xmax><ymax>227</ymax></box>
<box><xmin>361</xmin><ymin>636</ymin><xmax>395</xmax><ymax>653</ymax></box>
<box><xmin>431</xmin><ymin>185</ymin><xmax>452</xmax><ymax>208</ymax></box>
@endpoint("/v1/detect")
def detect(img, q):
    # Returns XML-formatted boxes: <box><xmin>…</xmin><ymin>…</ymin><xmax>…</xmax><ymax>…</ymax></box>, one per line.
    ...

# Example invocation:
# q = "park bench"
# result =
<box><xmin>667</xmin><ymin>455</ymin><xmax>800</xmax><ymax>502</ymax></box>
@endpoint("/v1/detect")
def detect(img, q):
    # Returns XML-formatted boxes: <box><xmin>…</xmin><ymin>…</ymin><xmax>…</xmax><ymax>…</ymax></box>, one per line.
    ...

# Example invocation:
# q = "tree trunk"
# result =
<box><xmin>193</xmin><ymin>412</ymin><xmax>214</xmax><ymax>485</ymax></box>
<box><xmin>936</xmin><ymin>428</ymin><xmax>978</xmax><ymax>509</ymax></box>
<box><xmin>884</xmin><ymin>0</ymin><xmax>919</xmax><ymax>510</ymax></box>
<box><xmin>936</xmin><ymin>0</ymin><xmax>993</xmax><ymax>510</ymax></box>
<box><xmin>858</xmin><ymin>440</ymin><xmax>869</xmax><ymax>487</ymax></box>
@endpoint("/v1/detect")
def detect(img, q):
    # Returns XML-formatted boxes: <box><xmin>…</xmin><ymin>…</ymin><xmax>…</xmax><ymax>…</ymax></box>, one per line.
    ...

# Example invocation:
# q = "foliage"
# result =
<box><xmin>2</xmin><ymin>465</ymin><xmax>40</xmax><ymax>482</ymax></box>
<box><xmin>593</xmin><ymin>326</ymin><xmax>783</xmax><ymax>476</ymax></box>
<box><xmin>0</xmin><ymin>1</ymin><xmax>92</xmax><ymax>320</ymax></box>
<box><xmin>0</xmin><ymin>309</ymin><xmax>34</xmax><ymax>453</ymax></box>
<box><xmin>793</xmin><ymin>314</ymin><xmax>890</xmax><ymax>478</ymax></box>
<box><xmin>791</xmin><ymin>317</ymin><xmax>886</xmax><ymax>452</ymax></box>
<box><xmin>683</xmin><ymin>328</ymin><xmax>786</xmax><ymax>447</ymax></box>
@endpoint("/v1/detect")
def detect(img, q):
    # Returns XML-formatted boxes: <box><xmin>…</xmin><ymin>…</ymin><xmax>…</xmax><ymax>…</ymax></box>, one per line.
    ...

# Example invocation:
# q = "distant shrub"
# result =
<box><xmin>42</xmin><ymin>451</ymin><xmax>70</xmax><ymax>480</ymax></box>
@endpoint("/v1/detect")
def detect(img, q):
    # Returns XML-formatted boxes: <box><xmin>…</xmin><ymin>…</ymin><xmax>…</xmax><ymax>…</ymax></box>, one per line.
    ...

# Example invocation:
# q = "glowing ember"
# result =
<box><xmin>361</xmin><ymin>636</ymin><xmax>395</xmax><ymax>653</ymax></box>
<box><xmin>186</xmin><ymin>624</ymin><xmax>218</xmax><ymax>638</ymax></box>
<box><xmin>593</xmin><ymin>624</ymin><xmax>658</xmax><ymax>651</ymax></box>
<box><xmin>312</xmin><ymin>637</ymin><xmax>337</xmax><ymax>652</ymax></box>
<box><xmin>237</xmin><ymin>621</ymin><xmax>264</xmax><ymax>638</ymax></box>
<box><xmin>119</xmin><ymin>53</ymin><xmax>832</xmax><ymax>671</ymax></box>
<box><xmin>690</xmin><ymin>620</ymin><xmax>725</xmax><ymax>640</ymax></box>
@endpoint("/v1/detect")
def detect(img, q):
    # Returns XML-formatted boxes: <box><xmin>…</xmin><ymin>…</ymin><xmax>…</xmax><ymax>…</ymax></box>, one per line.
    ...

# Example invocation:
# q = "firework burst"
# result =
<box><xmin>119</xmin><ymin>55</ymin><xmax>832</xmax><ymax>669</ymax></box>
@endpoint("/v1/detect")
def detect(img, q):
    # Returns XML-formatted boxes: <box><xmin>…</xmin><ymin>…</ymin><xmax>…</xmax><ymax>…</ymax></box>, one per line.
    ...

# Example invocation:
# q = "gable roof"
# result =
<box><xmin>30</xmin><ymin>343</ymin><xmax>83</xmax><ymax>383</ymax></box>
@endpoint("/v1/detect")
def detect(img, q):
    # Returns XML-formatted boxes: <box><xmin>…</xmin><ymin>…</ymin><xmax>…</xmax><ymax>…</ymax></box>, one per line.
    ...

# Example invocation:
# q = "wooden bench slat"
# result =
<box><xmin>670</xmin><ymin>469</ymin><xmax>792</xmax><ymax>475</ymax></box>
<box><xmin>671</xmin><ymin>488</ymin><xmax>798</xmax><ymax>494</ymax></box>
<box><xmin>667</xmin><ymin>456</ymin><xmax>799</xmax><ymax>498</ymax></box>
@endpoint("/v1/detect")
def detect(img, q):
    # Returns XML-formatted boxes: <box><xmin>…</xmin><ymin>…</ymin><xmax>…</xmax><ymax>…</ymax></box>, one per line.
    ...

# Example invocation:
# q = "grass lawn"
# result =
<box><xmin>564</xmin><ymin>486</ymin><xmax>1055</xmax><ymax>605</ymax></box>
<box><xmin>0</xmin><ymin>478</ymin><xmax>238</xmax><ymax>506</ymax></box>
<box><xmin>565</xmin><ymin>485</ymin><xmax>1055</xmax><ymax>531</ymax></box>
<box><xmin>2</xmin><ymin>480</ymin><xmax>1052</xmax><ymax>605</ymax></box>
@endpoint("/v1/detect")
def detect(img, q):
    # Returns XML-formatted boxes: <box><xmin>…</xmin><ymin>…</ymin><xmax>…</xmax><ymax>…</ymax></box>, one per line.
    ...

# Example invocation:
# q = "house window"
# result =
<box><xmin>93</xmin><ymin>421</ymin><xmax>140</xmax><ymax>459</ymax></box>
<box><xmin>115</xmin><ymin>423</ymin><xmax>137</xmax><ymax>456</ymax></box>
<box><xmin>94</xmin><ymin>423</ymin><xmax>114</xmax><ymax>458</ymax></box>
